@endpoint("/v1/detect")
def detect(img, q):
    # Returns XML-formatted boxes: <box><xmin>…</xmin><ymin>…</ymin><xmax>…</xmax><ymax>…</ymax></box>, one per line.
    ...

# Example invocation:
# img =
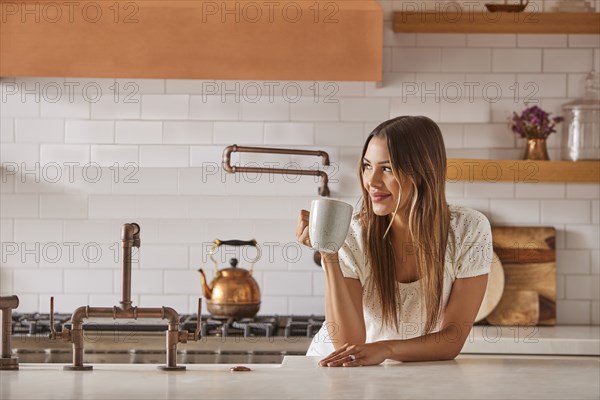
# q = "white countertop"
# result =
<box><xmin>462</xmin><ymin>325</ymin><xmax>600</xmax><ymax>355</ymax></box>
<box><xmin>2</xmin><ymin>355</ymin><xmax>599</xmax><ymax>400</ymax></box>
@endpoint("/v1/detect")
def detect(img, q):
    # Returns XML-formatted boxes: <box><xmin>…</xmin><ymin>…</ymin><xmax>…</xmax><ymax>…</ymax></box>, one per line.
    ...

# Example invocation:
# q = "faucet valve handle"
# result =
<box><xmin>194</xmin><ymin>298</ymin><xmax>202</xmax><ymax>340</ymax></box>
<box><xmin>49</xmin><ymin>297</ymin><xmax>59</xmax><ymax>340</ymax></box>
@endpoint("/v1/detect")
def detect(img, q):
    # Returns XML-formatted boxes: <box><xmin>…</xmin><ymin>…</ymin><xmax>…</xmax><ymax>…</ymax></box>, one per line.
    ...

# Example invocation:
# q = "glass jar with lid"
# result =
<box><xmin>561</xmin><ymin>70</ymin><xmax>600</xmax><ymax>161</ymax></box>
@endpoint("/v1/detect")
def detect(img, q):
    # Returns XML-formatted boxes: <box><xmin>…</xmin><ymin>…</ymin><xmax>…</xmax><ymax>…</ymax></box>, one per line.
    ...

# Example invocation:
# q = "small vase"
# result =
<box><xmin>523</xmin><ymin>138</ymin><xmax>550</xmax><ymax>161</ymax></box>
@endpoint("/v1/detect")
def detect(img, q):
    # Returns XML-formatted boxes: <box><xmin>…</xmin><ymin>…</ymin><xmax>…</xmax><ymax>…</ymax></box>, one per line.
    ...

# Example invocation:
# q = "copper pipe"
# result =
<box><xmin>49</xmin><ymin>223</ymin><xmax>200</xmax><ymax>371</ymax></box>
<box><xmin>223</xmin><ymin>145</ymin><xmax>331</xmax><ymax>197</ymax></box>
<box><xmin>120</xmin><ymin>223</ymin><xmax>140</xmax><ymax>310</ymax></box>
<box><xmin>67</xmin><ymin>306</ymin><xmax>182</xmax><ymax>369</ymax></box>
<box><xmin>0</xmin><ymin>295</ymin><xmax>19</xmax><ymax>370</ymax></box>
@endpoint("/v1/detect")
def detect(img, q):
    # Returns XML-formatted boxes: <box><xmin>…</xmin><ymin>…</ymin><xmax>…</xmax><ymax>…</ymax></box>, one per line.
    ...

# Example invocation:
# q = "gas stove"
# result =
<box><xmin>10</xmin><ymin>314</ymin><xmax>324</xmax><ymax>364</ymax></box>
<box><xmin>12</xmin><ymin>313</ymin><xmax>324</xmax><ymax>339</ymax></box>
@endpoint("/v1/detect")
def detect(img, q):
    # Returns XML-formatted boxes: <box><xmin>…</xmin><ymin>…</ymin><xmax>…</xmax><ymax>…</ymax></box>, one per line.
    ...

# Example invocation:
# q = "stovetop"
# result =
<box><xmin>11</xmin><ymin>313</ymin><xmax>325</xmax><ymax>339</ymax></box>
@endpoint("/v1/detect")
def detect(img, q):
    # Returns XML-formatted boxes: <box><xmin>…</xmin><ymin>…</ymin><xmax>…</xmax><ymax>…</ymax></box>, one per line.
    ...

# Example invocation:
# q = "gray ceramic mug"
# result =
<box><xmin>309</xmin><ymin>199</ymin><xmax>353</xmax><ymax>254</ymax></box>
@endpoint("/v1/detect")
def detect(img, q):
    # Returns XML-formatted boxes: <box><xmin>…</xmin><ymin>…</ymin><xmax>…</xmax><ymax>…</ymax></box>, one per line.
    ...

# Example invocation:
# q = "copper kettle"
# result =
<box><xmin>198</xmin><ymin>239</ymin><xmax>261</xmax><ymax>318</ymax></box>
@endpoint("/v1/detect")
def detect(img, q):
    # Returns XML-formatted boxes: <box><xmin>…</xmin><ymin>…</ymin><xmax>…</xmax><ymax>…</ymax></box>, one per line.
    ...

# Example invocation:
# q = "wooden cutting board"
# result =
<box><xmin>485</xmin><ymin>227</ymin><xmax>556</xmax><ymax>326</ymax></box>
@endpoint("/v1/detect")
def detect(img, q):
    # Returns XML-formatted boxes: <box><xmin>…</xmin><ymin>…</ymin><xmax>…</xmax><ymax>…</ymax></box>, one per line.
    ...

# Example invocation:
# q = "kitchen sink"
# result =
<box><xmin>15</xmin><ymin>349</ymin><xmax>304</xmax><ymax>364</ymax></box>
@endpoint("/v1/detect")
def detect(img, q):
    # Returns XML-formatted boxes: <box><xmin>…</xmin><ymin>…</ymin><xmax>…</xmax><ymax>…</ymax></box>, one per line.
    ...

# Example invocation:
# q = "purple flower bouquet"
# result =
<box><xmin>511</xmin><ymin>105</ymin><xmax>564</xmax><ymax>140</ymax></box>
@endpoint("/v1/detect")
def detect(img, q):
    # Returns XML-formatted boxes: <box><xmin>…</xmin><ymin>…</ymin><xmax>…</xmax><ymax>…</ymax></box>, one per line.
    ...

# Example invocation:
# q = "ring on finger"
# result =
<box><xmin>349</xmin><ymin>354</ymin><xmax>356</xmax><ymax>361</ymax></box>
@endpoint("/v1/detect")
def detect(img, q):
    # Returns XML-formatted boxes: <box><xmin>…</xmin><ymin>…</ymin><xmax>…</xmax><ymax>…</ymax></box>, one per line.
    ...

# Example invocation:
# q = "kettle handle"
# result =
<box><xmin>215</xmin><ymin>239</ymin><xmax>257</xmax><ymax>247</ymax></box>
<box><xmin>208</xmin><ymin>239</ymin><xmax>261</xmax><ymax>275</ymax></box>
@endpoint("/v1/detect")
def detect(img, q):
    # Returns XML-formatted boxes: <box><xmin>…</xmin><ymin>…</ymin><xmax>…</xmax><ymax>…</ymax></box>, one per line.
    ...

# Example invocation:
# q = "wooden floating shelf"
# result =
<box><xmin>394</xmin><ymin>12</ymin><xmax>600</xmax><ymax>34</ymax></box>
<box><xmin>446</xmin><ymin>159</ymin><xmax>600</xmax><ymax>183</ymax></box>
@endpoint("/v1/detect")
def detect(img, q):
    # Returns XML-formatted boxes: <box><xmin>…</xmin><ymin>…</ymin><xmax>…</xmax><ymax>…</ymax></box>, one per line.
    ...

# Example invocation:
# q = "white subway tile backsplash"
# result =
<box><xmin>490</xmin><ymin>200</ymin><xmax>540</xmax><ymax>224</ymax></box>
<box><xmin>557</xmin><ymin>300</ymin><xmax>591</xmax><ymax>324</ymax></box>
<box><xmin>566</xmin><ymin>275</ymin><xmax>599</xmax><ymax>300</ymax></box>
<box><xmin>190</xmin><ymin>95</ymin><xmax>240</xmax><ymax>120</ymax></box>
<box><xmin>566</xmin><ymin>184</ymin><xmax>600</xmax><ymax>199</ymax></box>
<box><xmin>138</xmin><ymin>295</ymin><xmax>189</xmax><ymax>311</ymax></box>
<box><xmin>178</xmin><ymin>168</ymin><xmax>227</xmax><ymax>196</ymax></box>
<box><xmin>0</xmin><ymin>194</ymin><xmax>39</xmax><ymax>218</ymax></box>
<box><xmin>264</xmin><ymin>123</ymin><xmax>314</xmax><ymax>145</ymax></box>
<box><xmin>592</xmin><ymin>301</ymin><xmax>599</xmax><ymax>325</ymax></box>
<box><xmin>0</xmin><ymin>143</ymin><xmax>39</xmax><ymax>165</ymax></box>
<box><xmin>291</xmin><ymin>98</ymin><xmax>339</xmax><ymax>122</ymax></box>
<box><xmin>89</xmin><ymin>195</ymin><xmax>138</xmax><ymax>219</ymax></box>
<box><xmin>515</xmin><ymin>183</ymin><xmax>565</xmax><ymax>199</ymax></box>
<box><xmin>116</xmin><ymin>79</ymin><xmax>165</xmax><ymax>94</ymax></box>
<box><xmin>14</xmin><ymin>219</ymin><xmax>62</xmax><ymax>242</ymax></box>
<box><xmin>140</xmin><ymin>146</ymin><xmax>189</xmax><ymax>167</ymax></box>
<box><xmin>417</xmin><ymin>34</ymin><xmax>466</xmax><ymax>48</ymax></box>
<box><xmin>91</xmin><ymin>96</ymin><xmax>141</xmax><ymax>119</ymax></box>
<box><xmin>0</xmin><ymin>90</ymin><xmax>39</xmax><ymax>117</ymax></box>
<box><xmin>315</xmin><ymin>123</ymin><xmax>364</xmax><ymax>147</ymax></box>
<box><xmin>40</xmin><ymin>195</ymin><xmax>88</xmax><ymax>219</ymax></box>
<box><xmin>492</xmin><ymin>49</ymin><xmax>542</xmax><ymax>72</ymax></box>
<box><xmin>141</xmin><ymin>95</ymin><xmax>189</xmax><ymax>120</ymax></box>
<box><xmin>240</xmin><ymin>97</ymin><xmax>290</xmax><ymax>121</ymax></box>
<box><xmin>556</xmin><ymin>274</ymin><xmax>565</xmax><ymax>300</ymax></box>
<box><xmin>40</xmin><ymin>96</ymin><xmax>90</xmax><ymax>118</ymax></box>
<box><xmin>139</xmin><ymin>245</ymin><xmax>188</xmax><ymax>270</ymax></box>
<box><xmin>163</xmin><ymin>121</ymin><xmax>213</xmax><ymax>144</ymax></box>
<box><xmin>289</xmin><ymin>296</ymin><xmax>324</xmax><ymax>315</ymax></box>
<box><xmin>262</xmin><ymin>271</ymin><xmax>312</xmax><ymax>296</ymax></box>
<box><xmin>112</xmin><ymin>168</ymin><xmax>178</xmax><ymax>195</ymax></box>
<box><xmin>65</xmin><ymin>121</ymin><xmax>113</xmax><ymax>144</ymax></box>
<box><xmin>568</xmin><ymin>35</ymin><xmax>600</xmax><ymax>48</ymax></box>
<box><xmin>517</xmin><ymin>34</ymin><xmax>567</xmax><ymax>48</ymax></box>
<box><xmin>213</xmin><ymin>122</ymin><xmax>264</xmax><ymax>145</ymax></box>
<box><xmin>593</xmin><ymin>201</ymin><xmax>599</xmax><ymax>224</ymax></box>
<box><xmin>516</xmin><ymin>74</ymin><xmax>567</xmax><ymax>98</ymax></box>
<box><xmin>40</xmin><ymin>144</ymin><xmax>89</xmax><ymax>166</ymax></box>
<box><xmin>365</xmin><ymin>73</ymin><xmax>416</xmax><ymax>98</ymax></box>
<box><xmin>63</xmin><ymin>167</ymin><xmax>114</xmax><ymax>195</ymax></box>
<box><xmin>91</xmin><ymin>145</ymin><xmax>138</xmax><ymax>167</ymax></box>
<box><xmin>544</xmin><ymin>49</ymin><xmax>594</xmax><ymax>73</ymax></box>
<box><xmin>592</xmin><ymin>251</ymin><xmax>599</xmax><ymax>275</ymax></box>
<box><xmin>465</xmin><ymin>182</ymin><xmax>515</xmax><ymax>199</ymax></box>
<box><xmin>438</xmin><ymin>123</ymin><xmax>463</xmax><ymax>148</ymax></box>
<box><xmin>64</xmin><ymin>269</ymin><xmax>112</xmax><ymax>293</ymax></box>
<box><xmin>542</xmin><ymin>200</ymin><xmax>591</xmax><ymax>224</ymax></box>
<box><xmin>164</xmin><ymin>270</ymin><xmax>198</xmax><ymax>294</ymax></box>
<box><xmin>63</xmin><ymin>220</ymin><xmax>114</xmax><ymax>243</ymax></box>
<box><xmin>567</xmin><ymin>73</ymin><xmax>587</xmax><ymax>98</ymax></box>
<box><xmin>566</xmin><ymin>225</ymin><xmax>600</xmax><ymax>250</ymax></box>
<box><xmin>442</xmin><ymin>48</ymin><xmax>491</xmax><ymax>72</ymax></box>
<box><xmin>258</xmin><ymin>296</ymin><xmax>288</xmax><ymax>315</ymax></box>
<box><xmin>390</xmin><ymin>97</ymin><xmax>440</xmax><ymax>121</ymax></box>
<box><xmin>14</xmin><ymin>269</ymin><xmax>62</xmax><ymax>293</ymax></box>
<box><xmin>16</xmin><ymin>119</ymin><xmax>64</xmax><ymax>143</ymax></box>
<box><xmin>440</xmin><ymin>100</ymin><xmax>491</xmax><ymax>123</ymax></box>
<box><xmin>467</xmin><ymin>34</ymin><xmax>516</xmax><ymax>48</ymax></box>
<box><xmin>392</xmin><ymin>48</ymin><xmax>442</xmax><ymax>72</ymax></box>
<box><xmin>1</xmin><ymin>118</ymin><xmax>14</xmax><ymax>142</ymax></box>
<box><xmin>0</xmin><ymin>267</ymin><xmax>13</xmax><ymax>295</ymax></box>
<box><xmin>115</xmin><ymin>121</ymin><xmax>162</xmax><ymax>144</ymax></box>
<box><xmin>557</xmin><ymin>250</ymin><xmax>591</xmax><ymax>274</ymax></box>
<box><xmin>116</xmin><ymin>270</ymin><xmax>163</xmax><ymax>294</ymax></box>
<box><xmin>463</xmin><ymin>124</ymin><xmax>514</xmax><ymax>148</ymax></box>
<box><xmin>341</xmin><ymin>99</ymin><xmax>390</xmax><ymax>122</ymax></box>
<box><xmin>0</xmin><ymin>219</ymin><xmax>13</xmax><ymax>242</ymax></box>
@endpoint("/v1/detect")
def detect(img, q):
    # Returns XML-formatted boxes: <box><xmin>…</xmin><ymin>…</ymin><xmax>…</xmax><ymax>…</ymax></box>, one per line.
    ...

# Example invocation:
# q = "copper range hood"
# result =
<box><xmin>0</xmin><ymin>0</ymin><xmax>383</xmax><ymax>81</ymax></box>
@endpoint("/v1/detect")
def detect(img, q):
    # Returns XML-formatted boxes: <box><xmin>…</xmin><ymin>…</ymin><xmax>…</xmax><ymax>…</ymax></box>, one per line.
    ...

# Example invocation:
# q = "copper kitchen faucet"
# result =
<box><xmin>222</xmin><ymin>145</ymin><xmax>331</xmax><ymax>197</ymax></box>
<box><xmin>49</xmin><ymin>223</ymin><xmax>201</xmax><ymax>371</ymax></box>
<box><xmin>0</xmin><ymin>295</ymin><xmax>19</xmax><ymax>370</ymax></box>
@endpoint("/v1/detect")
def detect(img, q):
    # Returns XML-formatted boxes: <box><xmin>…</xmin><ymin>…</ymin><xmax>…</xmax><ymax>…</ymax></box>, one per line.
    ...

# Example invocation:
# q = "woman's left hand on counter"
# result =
<box><xmin>319</xmin><ymin>341</ymin><xmax>392</xmax><ymax>367</ymax></box>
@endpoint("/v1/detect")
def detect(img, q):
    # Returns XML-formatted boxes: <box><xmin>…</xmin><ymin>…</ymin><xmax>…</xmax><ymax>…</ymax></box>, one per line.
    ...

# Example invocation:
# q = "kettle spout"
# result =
<box><xmin>198</xmin><ymin>269</ymin><xmax>212</xmax><ymax>300</ymax></box>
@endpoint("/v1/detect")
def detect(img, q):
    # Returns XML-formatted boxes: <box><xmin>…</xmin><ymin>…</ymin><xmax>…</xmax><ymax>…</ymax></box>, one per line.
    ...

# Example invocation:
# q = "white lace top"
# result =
<box><xmin>307</xmin><ymin>204</ymin><xmax>493</xmax><ymax>356</ymax></box>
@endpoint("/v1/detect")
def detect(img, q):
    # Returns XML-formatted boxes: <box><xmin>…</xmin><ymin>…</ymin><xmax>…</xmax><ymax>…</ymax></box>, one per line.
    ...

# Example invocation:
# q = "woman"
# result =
<box><xmin>296</xmin><ymin>116</ymin><xmax>492</xmax><ymax>367</ymax></box>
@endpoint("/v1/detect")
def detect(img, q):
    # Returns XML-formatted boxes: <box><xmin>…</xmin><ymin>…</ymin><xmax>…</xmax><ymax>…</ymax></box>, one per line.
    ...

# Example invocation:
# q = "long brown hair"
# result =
<box><xmin>358</xmin><ymin>116</ymin><xmax>451</xmax><ymax>334</ymax></box>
